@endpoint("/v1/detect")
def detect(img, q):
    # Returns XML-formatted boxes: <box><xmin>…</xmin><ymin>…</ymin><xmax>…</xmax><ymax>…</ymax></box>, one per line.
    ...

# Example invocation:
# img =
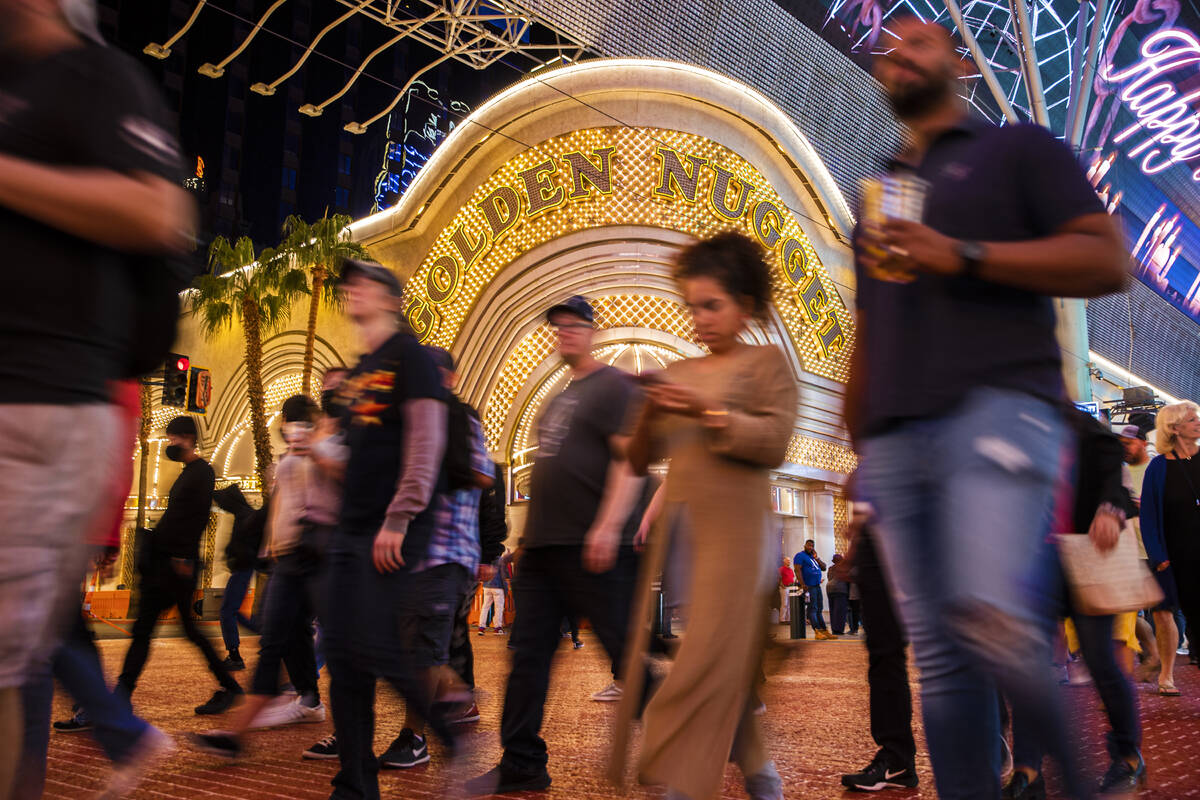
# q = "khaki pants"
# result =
<box><xmin>0</xmin><ymin>404</ymin><xmax>119</xmax><ymax>688</ymax></box>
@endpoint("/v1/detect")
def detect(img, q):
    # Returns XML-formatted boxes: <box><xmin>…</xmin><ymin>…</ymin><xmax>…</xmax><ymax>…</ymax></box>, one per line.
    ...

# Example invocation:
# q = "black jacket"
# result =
<box><xmin>1066</xmin><ymin>408</ymin><xmax>1135</xmax><ymax>534</ymax></box>
<box><xmin>213</xmin><ymin>483</ymin><xmax>267</xmax><ymax>572</ymax></box>
<box><xmin>478</xmin><ymin>461</ymin><xmax>508</xmax><ymax>565</ymax></box>
<box><xmin>151</xmin><ymin>458</ymin><xmax>215</xmax><ymax>560</ymax></box>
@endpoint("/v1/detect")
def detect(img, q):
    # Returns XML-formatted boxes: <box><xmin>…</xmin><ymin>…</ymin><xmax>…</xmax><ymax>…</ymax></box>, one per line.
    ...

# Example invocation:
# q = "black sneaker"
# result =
<box><xmin>1001</xmin><ymin>771</ymin><xmax>1046</xmax><ymax>800</ymax></box>
<box><xmin>187</xmin><ymin>731</ymin><xmax>242</xmax><ymax>759</ymax></box>
<box><xmin>841</xmin><ymin>755</ymin><xmax>919</xmax><ymax>792</ymax></box>
<box><xmin>573</xmin><ymin>639</ymin><xmax>584</xmax><ymax>649</ymax></box>
<box><xmin>464</xmin><ymin>764</ymin><xmax>552</xmax><ymax>795</ymax></box>
<box><xmin>1098</xmin><ymin>753</ymin><xmax>1146</xmax><ymax>795</ymax></box>
<box><xmin>380</xmin><ymin>728</ymin><xmax>430</xmax><ymax>769</ymax></box>
<box><xmin>222</xmin><ymin>654</ymin><xmax>245</xmax><ymax>671</ymax></box>
<box><xmin>53</xmin><ymin>713</ymin><xmax>93</xmax><ymax>733</ymax></box>
<box><xmin>302</xmin><ymin>733</ymin><xmax>338</xmax><ymax>760</ymax></box>
<box><xmin>195</xmin><ymin>688</ymin><xmax>243</xmax><ymax>715</ymax></box>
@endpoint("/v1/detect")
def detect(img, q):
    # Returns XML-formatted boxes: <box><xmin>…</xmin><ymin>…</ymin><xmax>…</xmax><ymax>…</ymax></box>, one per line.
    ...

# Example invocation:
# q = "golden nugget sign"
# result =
<box><xmin>405</xmin><ymin>127</ymin><xmax>853</xmax><ymax>382</ymax></box>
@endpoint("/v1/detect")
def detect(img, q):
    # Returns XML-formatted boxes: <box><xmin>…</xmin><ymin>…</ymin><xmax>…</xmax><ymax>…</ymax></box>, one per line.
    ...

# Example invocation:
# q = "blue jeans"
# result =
<box><xmin>858</xmin><ymin>388</ymin><xmax>1084</xmax><ymax>800</ymax></box>
<box><xmin>220</xmin><ymin>568</ymin><xmax>259</xmax><ymax>654</ymax></box>
<box><xmin>16</xmin><ymin>611</ymin><xmax>149</xmax><ymax>799</ymax></box>
<box><xmin>250</xmin><ymin>552</ymin><xmax>324</xmax><ymax>698</ymax></box>
<box><xmin>806</xmin><ymin>584</ymin><xmax>826</xmax><ymax>630</ymax></box>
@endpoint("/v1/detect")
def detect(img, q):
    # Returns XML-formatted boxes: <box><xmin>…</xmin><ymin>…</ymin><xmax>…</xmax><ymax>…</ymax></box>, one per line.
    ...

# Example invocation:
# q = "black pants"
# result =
<box><xmin>499</xmin><ymin>545</ymin><xmax>641</xmax><ymax>774</ymax></box>
<box><xmin>117</xmin><ymin>558</ymin><xmax>240</xmax><ymax>696</ymax></box>
<box><xmin>449</xmin><ymin>583</ymin><xmax>477</xmax><ymax>690</ymax></box>
<box><xmin>829</xmin><ymin>591</ymin><xmax>850</xmax><ymax>634</ymax></box>
<box><xmin>857</xmin><ymin>527</ymin><xmax>916</xmax><ymax>768</ymax></box>
<box><xmin>848</xmin><ymin>598</ymin><xmax>862</xmax><ymax>634</ymax></box>
<box><xmin>324</xmin><ymin>531</ymin><xmax>449</xmax><ymax>800</ymax></box>
<box><xmin>250</xmin><ymin>552</ymin><xmax>324</xmax><ymax>698</ymax></box>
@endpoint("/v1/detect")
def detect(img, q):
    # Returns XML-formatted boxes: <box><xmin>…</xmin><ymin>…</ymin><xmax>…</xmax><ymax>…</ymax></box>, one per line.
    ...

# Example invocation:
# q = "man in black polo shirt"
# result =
<box><xmin>116</xmin><ymin>416</ymin><xmax>243</xmax><ymax>715</ymax></box>
<box><xmin>467</xmin><ymin>295</ymin><xmax>644</xmax><ymax>796</ymax></box>
<box><xmin>848</xmin><ymin>18</ymin><xmax>1127</xmax><ymax>800</ymax></box>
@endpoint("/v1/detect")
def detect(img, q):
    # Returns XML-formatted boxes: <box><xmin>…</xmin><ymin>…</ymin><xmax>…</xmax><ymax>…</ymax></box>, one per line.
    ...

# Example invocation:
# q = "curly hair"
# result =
<box><xmin>672</xmin><ymin>231</ymin><xmax>772</xmax><ymax>320</ymax></box>
<box><xmin>281</xmin><ymin>394</ymin><xmax>320</xmax><ymax>424</ymax></box>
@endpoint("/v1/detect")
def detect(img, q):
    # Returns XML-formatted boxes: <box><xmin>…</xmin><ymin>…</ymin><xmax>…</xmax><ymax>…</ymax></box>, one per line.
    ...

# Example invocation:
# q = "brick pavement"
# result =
<box><xmin>44</xmin><ymin>628</ymin><xmax>1200</xmax><ymax>799</ymax></box>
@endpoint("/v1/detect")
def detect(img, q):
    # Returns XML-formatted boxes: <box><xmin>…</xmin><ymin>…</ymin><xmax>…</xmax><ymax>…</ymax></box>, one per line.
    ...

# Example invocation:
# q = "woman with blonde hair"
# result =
<box><xmin>1141</xmin><ymin>400</ymin><xmax>1200</xmax><ymax>680</ymax></box>
<box><xmin>620</xmin><ymin>231</ymin><xmax>797</xmax><ymax>800</ymax></box>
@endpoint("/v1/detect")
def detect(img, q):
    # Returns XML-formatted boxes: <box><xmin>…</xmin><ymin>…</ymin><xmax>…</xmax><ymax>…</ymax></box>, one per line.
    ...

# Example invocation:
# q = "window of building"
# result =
<box><xmin>771</xmin><ymin>486</ymin><xmax>807</xmax><ymax>517</ymax></box>
<box><xmin>334</xmin><ymin>186</ymin><xmax>349</xmax><ymax>209</ymax></box>
<box><xmin>339</xmin><ymin>153</ymin><xmax>352</xmax><ymax>175</ymax></box>
<box><xmin>282</xmin><ymin>168</ymin><xmax>297</xmax><ymax>190</ymax></box>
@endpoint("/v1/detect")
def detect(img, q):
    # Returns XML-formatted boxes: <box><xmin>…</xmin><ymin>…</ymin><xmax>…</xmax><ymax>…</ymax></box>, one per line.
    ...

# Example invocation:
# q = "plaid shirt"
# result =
<box><xmin>413</xmin><ymin>414</ymin><xmax>491</xmax><ymax>573</ymax></box>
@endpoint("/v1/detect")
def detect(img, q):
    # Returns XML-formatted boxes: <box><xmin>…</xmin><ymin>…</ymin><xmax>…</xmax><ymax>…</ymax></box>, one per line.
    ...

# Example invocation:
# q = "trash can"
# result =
<box><xmin>651</xmin><ymin>579</ymin><xmax>665</xmax><ymax>636</ymax></box>
<box><xmin>788</xmin><ymin>585</ymin><xmax>806</xmax><ymax>639</ymax></box>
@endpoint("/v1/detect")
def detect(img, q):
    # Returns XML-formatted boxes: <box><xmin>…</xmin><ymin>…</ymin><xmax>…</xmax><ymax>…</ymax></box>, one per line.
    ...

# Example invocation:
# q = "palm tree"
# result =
<box><xmin>281</xmin><ymin>213</ymin><xmax>369</xmax><ymax>394</ymax></box>
<box><xmin>192</xmin><ymin>236</ymin><xmax>308</xmax><ymax>493</ymax></box>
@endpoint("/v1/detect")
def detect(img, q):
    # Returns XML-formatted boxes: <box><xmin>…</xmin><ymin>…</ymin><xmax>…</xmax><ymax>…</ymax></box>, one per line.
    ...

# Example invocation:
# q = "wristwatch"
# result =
<box><xmin>957</xmin><ymin>240</ymin><xmax>986</xmax><ymax>279</ymax></box>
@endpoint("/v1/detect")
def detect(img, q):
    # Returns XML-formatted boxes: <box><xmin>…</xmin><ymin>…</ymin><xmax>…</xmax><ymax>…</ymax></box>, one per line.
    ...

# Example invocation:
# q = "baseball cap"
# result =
<box><xmin>61</xmin><ymin>0</ymin><xmax>105</xmax><ymax>45</ymax></box>
<box><xmin>165</xmin><ymin>415</ymin><xmax>198</xmax><ymax>438</ymax></box>
<box><xmin>341</xmin><ymin>258</ymin><xmax>404</xmax><ymax>298</ymax></box>
<box><xmin>1118</xmin><ymin>424</ymin><xmax>1145</xmax><ymax>441</ymax></box>
<box><xmin>425</xmin><ymin>346</ymin><xmax>455</xmax><ymax>372</ymax></box>
<box><xmin>546</xmin><ymin>295</ymin><xmax>595</xmax><ymax>325</ymax></box>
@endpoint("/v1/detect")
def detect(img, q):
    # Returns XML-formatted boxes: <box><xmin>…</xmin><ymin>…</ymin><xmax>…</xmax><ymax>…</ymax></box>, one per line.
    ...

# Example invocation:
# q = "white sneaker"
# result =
<box><xmin>591</xmin><ymin>682</ymin><xmax>623</xmax><ymax>702</ymax></box>
<box><xmin>249</xmin><ymin>697</ymin><xmax>326</xmax><ymax>729</ymax></box>
<box><xmin>95</xmin><ymin>725</ymin><xmax>176</xmax><ymax>799</ymax></box>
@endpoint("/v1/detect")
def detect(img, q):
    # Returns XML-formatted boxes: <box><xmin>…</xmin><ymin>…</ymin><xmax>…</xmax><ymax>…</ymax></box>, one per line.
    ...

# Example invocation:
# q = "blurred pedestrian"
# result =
<box><xmin>849</xmin><ymin>17</ymin><xmax>1127</xmax><ymax>799</ymax></box>
<box><xmin>0</xmin><ymin>0</ymin><xmax>193</xmax><ymax>794</ymax></box>
<box><xmin>1006</xmin><ymin>408</ymin><xmax>1143</xmax><ymax>797</ymax></box>
<box><xmin>116</xmin><ymin>416</ymin><xmax>243</xmax><ymax>715</ymax></box>
<box><xmin>777</xmin><ymin>557</ymin><xmax>795</xmax><ymax>624</ymax></box>
<box><xmin>465</xmin><ymin>295</ymin><xmax>645</xmax><ymax>796</ymax></box>
<box><xmin>1140</xmin><ymin>401</ymin><xmax>1200</xmax><ymax>679</ymax></box>
<box><xmin>189</xmin><ymin>394</ymin><xmax>343</xmax><ymax>758</ymax></box>
<box><xmin>623</xmin><ymin>231</ymin><xmax>797</xmax><ymax>800</ymax></box>
<box><xmin>318</xmin><ymin>259</ymin><xmax>454</xmax><ymax>800</ymax></box>
<box><xmin>211</xmin><ymin>483</ymin><xmax>266</xmax><ymax>671</ymax></box>
<box><xmin>827</xmin><ymin>554</ymin><xmax>851</xmax><ymax>635</ymax></box>
<box><xmin>479</xmin><ymin>549</ymin><xmax>512</xmax><ymax>634</ymax></box>
<box><xmin>378</xmin><ymin>346</ymin><xmax>494</xmax><ymax>770</ymax></box>
<box><xmin>1121</xmin><ymin>422</ymin><xmax>1180</xmax><ymax>693</ymax></box>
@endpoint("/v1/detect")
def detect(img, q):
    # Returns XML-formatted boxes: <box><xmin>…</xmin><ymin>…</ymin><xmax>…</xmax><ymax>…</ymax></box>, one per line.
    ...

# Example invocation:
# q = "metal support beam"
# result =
<box><xmin>1063</xmin><ymin>0</ymin><xmax>1091</xmax><ymax>141</ymax></box>
<box><xmin>1067</xmin><ymin>0</ymin><xmax>1111</xmax><ymax>150</ymax></box>
<box><xmin>143</xmin><ymin>0</ymin><xmax>207</xmax><ymax>59</ymax></box>
<box><xmin>943</xmin><ymin>0</ymin><xmax>1020</xmax><ymax>123</ymax></box>
<box><xmin>1010</xmin><ymin>0</ymin><xmax>1050</xmax><ymax>127</ymax></box>
<box><xmin>198</xmin><ymin>0</ymin><xmax>292</xmax><ymax>78</ymax></box>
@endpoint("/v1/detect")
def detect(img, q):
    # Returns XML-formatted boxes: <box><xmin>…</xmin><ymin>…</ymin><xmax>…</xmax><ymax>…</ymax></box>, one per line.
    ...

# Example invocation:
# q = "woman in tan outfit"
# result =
<box><xmin>625</xmin><ymin>232</ymin><xmax>797</xmax><ymax>800</ymax></box>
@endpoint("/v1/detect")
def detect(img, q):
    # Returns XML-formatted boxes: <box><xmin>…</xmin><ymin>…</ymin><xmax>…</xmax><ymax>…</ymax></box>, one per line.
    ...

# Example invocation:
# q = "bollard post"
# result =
<box><xmin>788</xmin><ymin>586</ymin><xmax>805</xmax><ymax>639</ymax></box>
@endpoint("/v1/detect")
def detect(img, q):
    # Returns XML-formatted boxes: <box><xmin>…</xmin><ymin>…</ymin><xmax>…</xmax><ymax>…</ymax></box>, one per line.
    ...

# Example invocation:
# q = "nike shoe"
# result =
<box><xmin>841</xmin><ymin>754</ymin><xmax>919</xmax><ymax>792</ymax></box>
<box><xmin>380</xmin><ymin>728</ymin><xmax>430</xmax><ymax>769</ymax></box>
<box><xmin>195</xmin><ymin>688</ymin><xmax>243</xmax><ymax>715</ymax></box>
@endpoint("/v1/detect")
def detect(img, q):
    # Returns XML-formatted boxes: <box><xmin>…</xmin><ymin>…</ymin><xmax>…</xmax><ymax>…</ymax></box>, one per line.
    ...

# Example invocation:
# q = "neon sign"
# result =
<box><xmin>1103</xmin><ymin>28</ymin><xmax>1200</xmax><ymax>181</ymax></box>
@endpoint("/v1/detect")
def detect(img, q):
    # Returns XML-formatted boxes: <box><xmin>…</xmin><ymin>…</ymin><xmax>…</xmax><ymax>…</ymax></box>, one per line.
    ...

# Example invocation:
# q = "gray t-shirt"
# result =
<box><xmin>523</xmin><ymin>366</ymin><xmax>636</xmax><ymax>548</ymax></box>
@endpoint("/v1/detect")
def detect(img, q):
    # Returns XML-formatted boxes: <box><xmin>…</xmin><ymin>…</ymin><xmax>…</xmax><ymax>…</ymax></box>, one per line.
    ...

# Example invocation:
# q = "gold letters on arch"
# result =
<box><xmin>404</xmin><ymin>125</ymin><xmax>855</xmax><ymax>383</ymax></box>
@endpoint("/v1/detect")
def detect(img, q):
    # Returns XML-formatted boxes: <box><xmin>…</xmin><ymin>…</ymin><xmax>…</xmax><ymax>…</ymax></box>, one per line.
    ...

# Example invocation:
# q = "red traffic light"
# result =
<box><xmin>175</xmin><ymin>356</ymin><xmax>189</xmax><ymax>372</ymax></box>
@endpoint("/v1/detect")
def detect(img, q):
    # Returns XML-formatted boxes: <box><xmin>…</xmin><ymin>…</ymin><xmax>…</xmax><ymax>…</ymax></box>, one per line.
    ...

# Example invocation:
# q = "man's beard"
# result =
<box><xmin>888</xmin><ymin>75</ymin><xmax>953</xmax><ymax>120</ymax></box>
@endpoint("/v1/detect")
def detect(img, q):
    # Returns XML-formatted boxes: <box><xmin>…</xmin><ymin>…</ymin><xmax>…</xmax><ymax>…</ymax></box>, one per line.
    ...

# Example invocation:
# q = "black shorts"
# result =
<box><xmin>1151</xmin><ymin>564</ymin><xmax>1179</xmax><ymax>612</ymax></box>
<box><xmin>400</xmin><ymin>563</ymin><xmax>470</xmax><ymax>669</ymax></box>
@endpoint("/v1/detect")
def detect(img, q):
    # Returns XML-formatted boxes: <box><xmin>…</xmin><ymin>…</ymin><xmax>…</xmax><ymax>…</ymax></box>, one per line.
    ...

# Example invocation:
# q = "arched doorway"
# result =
<box><xmin>351</xmin><ymin>58</ymin><xmax>859</xmax><ymax>556</ymax></box>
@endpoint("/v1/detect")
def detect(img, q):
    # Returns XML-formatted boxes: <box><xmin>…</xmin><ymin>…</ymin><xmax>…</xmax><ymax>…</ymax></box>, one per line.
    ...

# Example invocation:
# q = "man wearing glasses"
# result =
<box><xmin>467</xmin><ymin>296</ymin><xmax>644</xmax><ymax>795</ymax></box>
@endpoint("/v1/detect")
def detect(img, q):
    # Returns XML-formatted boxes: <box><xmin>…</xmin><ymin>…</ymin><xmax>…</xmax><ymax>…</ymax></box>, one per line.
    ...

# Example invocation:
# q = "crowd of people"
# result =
<box><xmin>1</xmin><ymin>4</ymin><xmax>1199</xmax><ymax>800</ymax></box>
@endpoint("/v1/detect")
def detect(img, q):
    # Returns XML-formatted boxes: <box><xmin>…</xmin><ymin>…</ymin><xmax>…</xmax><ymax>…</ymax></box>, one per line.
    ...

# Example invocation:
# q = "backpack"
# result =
<box><xmin>444</xmin><ymin>398</ymin><xmax>480</xmax><ymax>491</ymax></box>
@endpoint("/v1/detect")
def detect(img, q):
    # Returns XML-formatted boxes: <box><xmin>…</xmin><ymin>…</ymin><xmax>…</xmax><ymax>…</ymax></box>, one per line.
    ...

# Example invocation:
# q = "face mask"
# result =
<box><xmin>164</xmin><ymin>444</ymin><xmax>186</xmax><ymax>462</ymax></box>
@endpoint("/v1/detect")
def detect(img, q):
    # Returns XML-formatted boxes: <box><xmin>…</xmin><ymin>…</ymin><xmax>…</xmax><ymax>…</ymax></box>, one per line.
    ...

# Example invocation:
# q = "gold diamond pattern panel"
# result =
<box><xmin>785</xmin><ymin>435</ymin><xmax>858</xmax><ymax>475</ymax></box>
<box><xmin>405</xmin><ymin>126</ymin><xmax>854</xmax><ymax>383</ymax></box>
<box><xmin>833</xmin><ymin>493</ymin><xmax>850</xmax><ymax>555</ymax></box>
<box><xmin>481</xmin><ymin>294</ymin><xmax>698</xmax><ymax>451</ymax></box>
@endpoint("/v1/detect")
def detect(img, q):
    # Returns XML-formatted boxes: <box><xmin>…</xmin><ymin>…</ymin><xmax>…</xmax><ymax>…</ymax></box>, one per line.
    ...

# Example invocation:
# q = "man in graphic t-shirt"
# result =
<box><xmin>0</xmin><ymin>1</ymin><xmax>193</xmax><ymax>793</ymax></box>
<box><xmin>467</xmin><ymin>295</ymin><xmax>645</xmax><ymax>795</ymax></box>
<box><xmin>319</xmin><ymin>259</ymin><xmax>452</xmax><ymax>800</ymax></box>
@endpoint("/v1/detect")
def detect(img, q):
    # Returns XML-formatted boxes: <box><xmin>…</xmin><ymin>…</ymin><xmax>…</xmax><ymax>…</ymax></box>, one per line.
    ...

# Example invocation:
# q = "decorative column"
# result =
<box><xmin>1055</xmin><ymin>297</ymin><xmax>1093</xmax><ymax>402</ymax></box>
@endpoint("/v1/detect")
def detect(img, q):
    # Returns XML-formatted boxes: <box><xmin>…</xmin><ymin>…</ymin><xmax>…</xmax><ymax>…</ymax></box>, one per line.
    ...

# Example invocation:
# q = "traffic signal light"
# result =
<box><xmin>162</xmin><ymin>353</ymin><xmax>189</xmax><ymax>407</ymax></box>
